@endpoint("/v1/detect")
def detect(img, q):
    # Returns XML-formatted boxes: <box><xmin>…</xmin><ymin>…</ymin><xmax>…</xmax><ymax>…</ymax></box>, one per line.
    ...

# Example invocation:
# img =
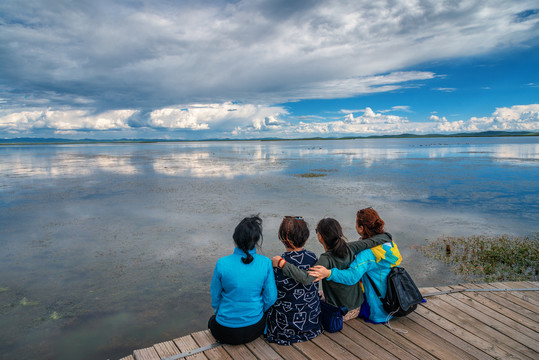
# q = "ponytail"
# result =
<box><xmin>316</xmin><ymin>218</ymin><xmax>349</xmax><ymax>259</ymax></box>
<box><xmin>233</xmin><ymin>215</ymin><xmax>263</xmax><ymax>264</ymax></box>
<box><xmin>331</xmin><ymin>237</ymin><xmax>349</xmax><ymax>258</ymax></box>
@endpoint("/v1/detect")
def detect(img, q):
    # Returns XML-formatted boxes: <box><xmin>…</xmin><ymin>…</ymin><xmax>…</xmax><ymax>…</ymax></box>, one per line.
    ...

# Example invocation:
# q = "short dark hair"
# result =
<box><xmin>278</xmin><ymin>216</ymin><xmax>309</xmax><ymax>249</ymax></box>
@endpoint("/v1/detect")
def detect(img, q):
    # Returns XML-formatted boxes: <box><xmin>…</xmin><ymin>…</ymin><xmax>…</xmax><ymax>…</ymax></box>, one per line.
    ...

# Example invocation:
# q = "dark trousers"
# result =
<box><xmin>208</xmin><ymin>314</ymin><xmax>266</xmax><ymax>345</ymax></box>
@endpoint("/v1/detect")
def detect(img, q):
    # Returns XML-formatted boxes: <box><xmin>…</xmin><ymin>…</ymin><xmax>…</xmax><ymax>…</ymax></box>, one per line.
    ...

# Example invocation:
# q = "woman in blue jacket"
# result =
<box><xmin>209</xmin><ymin>215</ymin><xmax>277</xmax><ymax>344</ymax></box>
<box><xmin>308</xmin><ymin>208</ymin><xmax>402</xmax><ymax>324</ymax></box>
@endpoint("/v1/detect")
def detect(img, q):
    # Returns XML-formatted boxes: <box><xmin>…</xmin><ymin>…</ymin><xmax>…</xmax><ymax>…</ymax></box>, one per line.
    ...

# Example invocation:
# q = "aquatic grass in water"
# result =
<box><xmin>415</xmin><ymin>234</ymin><xmax>539</xmax><ymax>282</ymax></box>
<box><xmin>294</xmin><ymin>173</ymin><xmax>327</xmax><ymax>178</ymax></box>
<box><xmin>294</xmin><ymin>168</ymin><xmax>337</xmax><ymax>178</ymax></box>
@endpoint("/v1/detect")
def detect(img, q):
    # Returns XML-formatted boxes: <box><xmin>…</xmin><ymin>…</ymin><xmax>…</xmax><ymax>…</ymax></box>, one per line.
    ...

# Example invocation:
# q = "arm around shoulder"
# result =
<box><xmin>348</xmin><ymin>237</ymin><xmax>386</xmax><ymax>255</ymax></box>
<box><xmin>329</xmin><ymin>251</ymin><xmax>377</xmax><ymax>285</ymax></box>
<box><xmin>282</xmin><ymin>254</ymin><xmax>329</xmax><ymax>284</ymax></box>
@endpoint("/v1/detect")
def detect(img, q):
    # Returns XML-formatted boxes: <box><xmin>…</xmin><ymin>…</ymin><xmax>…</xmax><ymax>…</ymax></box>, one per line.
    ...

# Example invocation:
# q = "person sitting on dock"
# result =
<box><xmin>208</xmin><ymin>215</ymin><xmax>277</xmax><ymax>345</ymax></box>
<box><xmin>266</xmin><ymin>216</ymin><xmax>322</xmax><ymax>345</ymax></box>
<box><xmin>308</xmin><ymin>208</ymin><xmax>402</xmax><ymax>324</ymax></box>
<box><xmin>272</xmin><ymin>217</ymin><xmax>385</xmax><ymax>323</ymax></box>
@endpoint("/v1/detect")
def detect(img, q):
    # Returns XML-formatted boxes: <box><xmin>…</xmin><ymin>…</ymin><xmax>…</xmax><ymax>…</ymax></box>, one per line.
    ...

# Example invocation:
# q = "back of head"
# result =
<box><xmin>278</xmin><ymin>216</ymin><xmax>309</xmax><ymax>249</ymax></box>
<box><xmin>356</xmin><ymin>208</ymin><xmax>385</xmax><ymax>239</ymax></box>
<box><xmin>233</xmin><ymin>215</ymin><xmax>263</xmax><ymax>264</ymax></box>
<box><xmin>316</xmin><ymin>218</ymin><xmax>348</xmax><ymax>258</ymax></box>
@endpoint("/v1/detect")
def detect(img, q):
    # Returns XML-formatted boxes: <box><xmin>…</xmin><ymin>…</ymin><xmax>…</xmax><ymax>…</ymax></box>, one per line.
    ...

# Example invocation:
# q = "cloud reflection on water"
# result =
<box><xmin>1</xmin><ymin>139</ymin><xmax>538</xmax><ymax>190</ymax></box>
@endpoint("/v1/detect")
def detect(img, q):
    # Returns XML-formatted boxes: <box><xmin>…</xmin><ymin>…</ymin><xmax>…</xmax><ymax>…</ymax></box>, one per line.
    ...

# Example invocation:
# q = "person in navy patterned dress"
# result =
<box><xmin>266</xmin><ymin>216</ymin><xmax>322</xmax><ymax>345</ymax></box>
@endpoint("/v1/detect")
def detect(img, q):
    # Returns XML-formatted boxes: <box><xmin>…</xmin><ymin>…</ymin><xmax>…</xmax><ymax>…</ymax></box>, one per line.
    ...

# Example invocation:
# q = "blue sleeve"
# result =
<box><xmin>210</xmin><ymin>261</ymin><xmax>222</xmax><ymax>312</ymax></box>
<box><xmin>262</xmin><ymin>260</ymin><xmax>277</xmax><ymax>312</ymax></box>
<box><xmin>328</xmin><ymin>250</ymin><xmax>377</xmax><ymax>285</ymax></box>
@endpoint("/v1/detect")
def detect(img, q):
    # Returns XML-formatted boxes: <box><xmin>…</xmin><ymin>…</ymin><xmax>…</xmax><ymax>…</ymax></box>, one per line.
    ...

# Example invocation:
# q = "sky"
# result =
<box><xmin>1</xmin><ymin>0</ymin><xmax>538</xmax><ymax>140</ymax></box>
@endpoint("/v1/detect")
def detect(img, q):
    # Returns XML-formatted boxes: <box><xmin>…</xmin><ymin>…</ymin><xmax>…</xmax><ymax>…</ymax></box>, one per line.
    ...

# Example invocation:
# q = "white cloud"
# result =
<box><xmin>434</xmin><ymin>87</ymin><xmax>457</xmax><ymax>92</ymax></box>
<box><xmin>0</xmin><ymin>109</ymin><xmax>136</xmax><ymax>132</ymax></box>
<box><xmin>2</xmin><ymin>103</ymin><xmax>538</xmax><ymax>139</ymax></box>
<box><xmin>232</xmin><ymin>104</ymin><xmax>539</xmax><ymax>138</ymax></box>
<box><xmin>0</xmin><ymin>102</ymin><xmax>287</xmax><ymax>136</ymax></box>
<box><xmin>430</xmin><ymin>115</ymin><xmax>448</xmax><ymax>122</ymax></box>
<box><xmin>1</xmin><ymin>0</ymin><xmax>537</xmax><ymax>109</ymax></box>
<box><xmin>431</xmin><ymin>104</ymin><xmax>539</xmax><ymax>132</ymax></box>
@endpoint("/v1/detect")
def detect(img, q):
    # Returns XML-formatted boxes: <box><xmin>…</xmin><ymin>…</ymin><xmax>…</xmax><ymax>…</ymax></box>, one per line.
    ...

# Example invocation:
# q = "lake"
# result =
<box><xmin>1</xmin><ymin>137</ymin><xmax>538</xmax><ymax>359</ymax></box>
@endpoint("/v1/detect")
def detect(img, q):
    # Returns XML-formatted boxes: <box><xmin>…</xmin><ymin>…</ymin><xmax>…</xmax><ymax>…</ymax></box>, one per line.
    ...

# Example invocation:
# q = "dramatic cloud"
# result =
<box><xmin>1</xmin><ymin>0</ymin><xmax>538</xmax><ymax>138</ymax></box>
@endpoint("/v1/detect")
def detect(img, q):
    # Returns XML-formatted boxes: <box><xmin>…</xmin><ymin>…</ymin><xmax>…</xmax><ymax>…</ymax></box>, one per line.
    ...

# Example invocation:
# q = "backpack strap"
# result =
<box><xmin>365</xmin><ymin>274</ymin><xmax>383</xmax><ymax>301</ymax></box>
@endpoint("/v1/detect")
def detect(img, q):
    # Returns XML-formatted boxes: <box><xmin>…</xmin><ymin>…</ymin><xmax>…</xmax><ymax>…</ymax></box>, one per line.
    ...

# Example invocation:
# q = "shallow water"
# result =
<box><xmin>0</xmin><ymin>137</ymin><xmax>538</xmax><ymax>359</ymax></box>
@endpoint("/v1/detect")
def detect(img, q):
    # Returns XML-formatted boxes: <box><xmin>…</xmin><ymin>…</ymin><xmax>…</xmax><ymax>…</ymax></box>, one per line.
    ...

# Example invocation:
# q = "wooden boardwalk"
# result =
<box><xmin>120</xmin><ymin>281</ymin><xmax>539</xmax><ymax>360</ymax></box>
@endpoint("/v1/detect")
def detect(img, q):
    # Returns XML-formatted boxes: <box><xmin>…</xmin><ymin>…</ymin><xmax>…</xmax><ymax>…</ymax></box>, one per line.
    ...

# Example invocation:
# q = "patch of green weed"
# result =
<box><xmin>414</xmin><ymin>234</ymin><xmax>538</xmax><ymax>282</ymax></box>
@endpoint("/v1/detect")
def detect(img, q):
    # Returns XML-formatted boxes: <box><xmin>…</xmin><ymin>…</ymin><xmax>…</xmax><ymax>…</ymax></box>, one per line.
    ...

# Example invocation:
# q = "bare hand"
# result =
<box><xmin>271</xmin><ymin>256</ymin><xmax>283</xmax><ymax>268</ymax></box>
<box><xmin>308</xmin><ymin>265</ymin><xmax>331</xmax><ymax>281</ymax></box>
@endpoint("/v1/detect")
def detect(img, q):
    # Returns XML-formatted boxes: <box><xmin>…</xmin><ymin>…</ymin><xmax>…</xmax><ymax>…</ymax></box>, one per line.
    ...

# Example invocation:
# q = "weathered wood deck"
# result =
<box><xmin>120</xmin><ymin>281</ymin><xmax>539</xmax><ymax>360</ymax></box>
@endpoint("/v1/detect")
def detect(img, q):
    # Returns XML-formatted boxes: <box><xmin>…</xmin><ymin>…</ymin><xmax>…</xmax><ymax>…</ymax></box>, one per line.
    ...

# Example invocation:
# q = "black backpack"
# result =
<box><xmin>366</xmin><ymin>266</ymin><xmax>423</xmax><ymax>317</ymax></box>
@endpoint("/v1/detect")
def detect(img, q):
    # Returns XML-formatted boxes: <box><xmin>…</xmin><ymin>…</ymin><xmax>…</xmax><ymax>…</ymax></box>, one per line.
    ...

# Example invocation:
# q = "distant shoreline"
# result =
<box><xmin>1</xmin><ymin>130</ymin><xmax>538</xmax><ymax>145</ymax></box>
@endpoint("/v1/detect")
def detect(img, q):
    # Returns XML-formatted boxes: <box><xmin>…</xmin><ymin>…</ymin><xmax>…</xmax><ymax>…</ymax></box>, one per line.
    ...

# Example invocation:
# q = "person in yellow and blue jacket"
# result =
<box><xmin>308</xmin><ymin>208</ymin><xmax>402</xmax><ymax>324</ymax></box>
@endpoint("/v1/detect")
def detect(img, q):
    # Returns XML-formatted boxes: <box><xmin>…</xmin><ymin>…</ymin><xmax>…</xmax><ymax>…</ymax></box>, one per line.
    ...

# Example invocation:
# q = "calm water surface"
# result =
<box><xmin>1</xmin><ymin>137</ymin><xmax>538</xmax><ymax>359</ymax></box>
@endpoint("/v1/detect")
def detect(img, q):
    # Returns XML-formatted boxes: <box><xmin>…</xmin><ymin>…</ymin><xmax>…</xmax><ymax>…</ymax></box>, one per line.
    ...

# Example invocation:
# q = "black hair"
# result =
<box><xmin>316</xmin><ymin>218</ymin><xmax>349</xmax><ymax>258</ymax></box>
<box><xmin>233</xmin><ymin>215</ymin><xmax>263</xmax><ymax>264</ymax></box>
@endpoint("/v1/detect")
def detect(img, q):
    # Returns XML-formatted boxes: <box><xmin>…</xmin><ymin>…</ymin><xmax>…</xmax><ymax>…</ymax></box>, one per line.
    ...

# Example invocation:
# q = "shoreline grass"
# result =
<box><xmin>414</xmin><ymin>234</ymin><xmax>539</xmax><ymax>282</ymax></box>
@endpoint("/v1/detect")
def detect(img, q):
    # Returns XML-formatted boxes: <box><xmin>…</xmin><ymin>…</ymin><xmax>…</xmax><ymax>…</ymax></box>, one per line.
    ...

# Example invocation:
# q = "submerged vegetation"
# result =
<box><xmin>415</xmin><ymin>234</ymin><xmax>539</xmax><ymax>282</ymax></box>
<box><xmin>295</xmin><ymin>168</ymin><xmax>337</xmax><ymax>178</ymax></box>
<box><xmin>295</xmin><ymin>173</ymin><xmax>327</xmax><ymax>178</ymax></box>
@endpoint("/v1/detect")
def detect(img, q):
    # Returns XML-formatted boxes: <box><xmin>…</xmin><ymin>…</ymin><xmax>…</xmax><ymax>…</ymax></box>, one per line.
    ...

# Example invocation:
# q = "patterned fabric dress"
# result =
<box><xmin>266</xmin><ymin>249</ymin><xmax>322</xmax><ymax>345</ymax></box>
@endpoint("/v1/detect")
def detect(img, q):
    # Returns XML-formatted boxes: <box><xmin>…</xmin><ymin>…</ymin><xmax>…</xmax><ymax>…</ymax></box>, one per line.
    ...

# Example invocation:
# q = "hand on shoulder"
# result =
<box><xmin>271</xmin><ymin>255</ymin><xmax>283</xmax><ymax>268</ymax></box>
<box><xmin>308</xmin><ymin>265</ymin><xmax>330</xmax><ymax>282</ymax></box>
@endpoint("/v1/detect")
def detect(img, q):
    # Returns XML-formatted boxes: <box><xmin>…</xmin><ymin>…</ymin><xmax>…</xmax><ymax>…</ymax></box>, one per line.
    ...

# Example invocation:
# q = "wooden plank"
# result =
<box><xmin>322</xmin><ymin>328</ymin><xmax>380</xmax><ymax>360</ymax></box>
<box><xmin>387</xmin><ymin>316</ymin><xmax>476</xmax><ymax>360</ymax></box>
<box><xmin>244</xmin><ymin>337</ymin><xmax>283</xmax><ymax>360</ymax></box>
<box><xmin>292</xmin><ymin>339</ymin><xmax>334</xmax><ymax>360</ymax></box>
<box><xmin>471</xmin><ymin>283</ymin><xmax>539</xmax><ymax>318</ymax></box>
<box><xmin>153</xmin><ymin>340</ymin><xmax>181</xmax><ymax>359</ymax></box>
<box><xmin>414</xmin><ymin>303</ymin><xmax>510</xmax><ymax>359</ymax></box>
<box><xmin>267</xmin><ymin>342</ymin><xmax>310</xmax><ymax>360</ymax></box>
<box><xmin>347</xmin><ymin>319</ymin><xmax>433</xmax><ymax>360</ymax></box>
<box><xmin>190</xmin><ymin>330</ymin><xmax>231</xmax><ymax>360</ymax></box>
<box><xmin>133</xmin><ymin>346</ymin><xmax>161</xmax><ymax>360</ymax></box>
<box><xmin>440</xmin><ymin>288</ymin><xmax>539</xmax><ymax>353</ymax></box>
<box><xmin>453</xmin><ymin>286</ymin><xmax>539</xmax><ymax>332</ymax></box>
<box><xmin>407</xmin><ymin>310</ymin><xmax>495</xmax><ymax>359</ymax></box>
<box><xmin>419</xmin><ymin>287</ymin><xmax>440</xmax><ymax>295</ymax></box>
<box><xmin>521</xmin><ymin>281</ymin><xmax>539</xmax><ymax>299</ymax></box>
<box><xmin>125</xmin><ymin>283</ymin><xmax>539</xmax><ymax>360</ymax></box>
<box><xmin>489</xmin><ymin>282</ymin><xmax>539</xmax><ymax>306</ymax></box>
<box><xmin>222</xmin><ymin>344</ymin><xmax>257</xmax><ymax>360</ymax></box>
<box><xmin>310</xmin><ymin>333</ymin><xmax>358</xmax><ymax>359</ymax></box>
<box><xmin>173</xmin><ymin>335</ymin><xmax>208</xmax><ymax>360</ymax></box>
<box><xmin>432</xmin><ymin>291</ymin><xmax>537</xmax><ymax>359</ymax></box>
<box><xmin>421</xmin><ymin>296</ymin><xmax>535</xmax><ymax>360</ymax></box>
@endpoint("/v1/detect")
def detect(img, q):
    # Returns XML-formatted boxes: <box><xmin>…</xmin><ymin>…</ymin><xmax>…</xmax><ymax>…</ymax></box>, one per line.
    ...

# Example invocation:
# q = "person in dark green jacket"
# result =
<box><xmin>272</xmin><ymin>217</ymin><xmax>385</xmax><ymax>320</ymax></box>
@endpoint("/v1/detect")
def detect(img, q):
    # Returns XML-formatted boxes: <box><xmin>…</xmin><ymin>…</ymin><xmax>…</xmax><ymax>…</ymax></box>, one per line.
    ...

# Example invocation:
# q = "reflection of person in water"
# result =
<box><xmin>208</xmin><ymin>216</ymin><xmax>277</xmax><ymax>345</ymax></box>
<box><xmin>308</xmin><ymin>208</ymin><xmax>402</xmax><ymax>324</ymax></box>
<box><xmin>266</xmin><ymin>216</ymin><xmax>322</xmax><ymax>345</ymax></box>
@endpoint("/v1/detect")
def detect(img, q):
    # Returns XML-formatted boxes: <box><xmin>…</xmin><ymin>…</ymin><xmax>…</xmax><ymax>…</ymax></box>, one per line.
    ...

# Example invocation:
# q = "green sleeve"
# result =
<box><xmin>348</xmin><ymin>237</ymin><xmax>386</xmax><ymax>255</ymax></box>
<box><xmin>282</xmin><ymin>255</ymin><xmax>330</xmax><ymax>285</ymax></box>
